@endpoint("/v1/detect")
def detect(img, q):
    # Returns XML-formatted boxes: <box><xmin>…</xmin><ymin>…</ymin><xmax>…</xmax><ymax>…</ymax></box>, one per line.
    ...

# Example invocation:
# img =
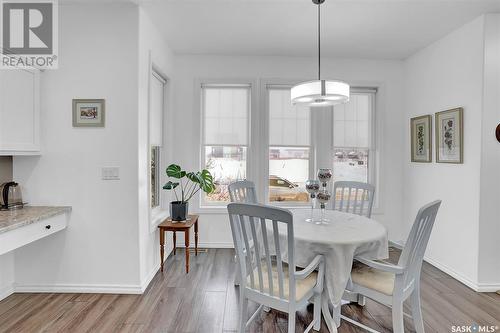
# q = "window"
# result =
<box><xmin>267</xmin><ymin>87</ymin><xmax>310</xmax><ymax>204</ymax></box>
<box><xmin>201</xmin><ymin>84</ymin><xmax>250</xmax><ymax>205</ymax></box>
<box><xmin>150</xmin><ymin>69</ymin><xmax>166</xmax><ymax>208</ymax></box>
<box><xmin>198</xmin><ymin>81</ymin><xmax>378</xmax><ymax>211</ymax></box>
<box><xmin>332</xmin><ymin>90</ymin><xmax>375</xmax><ymax>192</ymax></box>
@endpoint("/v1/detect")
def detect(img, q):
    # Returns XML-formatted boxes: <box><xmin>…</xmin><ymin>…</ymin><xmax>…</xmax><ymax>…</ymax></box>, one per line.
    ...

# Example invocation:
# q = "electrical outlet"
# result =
<box><xmin>101</xmin><ymin>167</ymin><xmax>120</xmax><ymax>180</ymax></box>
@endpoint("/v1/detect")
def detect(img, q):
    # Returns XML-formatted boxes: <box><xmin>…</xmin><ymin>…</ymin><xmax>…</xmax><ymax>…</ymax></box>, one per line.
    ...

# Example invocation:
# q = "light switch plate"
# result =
<box><xmin>101</xmin><ymin>167</ymin><xmax>120</xmax><ymax>180</ymax></box>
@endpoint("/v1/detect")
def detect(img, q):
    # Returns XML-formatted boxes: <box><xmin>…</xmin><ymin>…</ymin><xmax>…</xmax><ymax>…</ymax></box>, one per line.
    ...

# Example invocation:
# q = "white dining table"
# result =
<box><xmin>284</xmin><ymin>209</ymin><xmax>389</xmax><ymax>333</ymax></box>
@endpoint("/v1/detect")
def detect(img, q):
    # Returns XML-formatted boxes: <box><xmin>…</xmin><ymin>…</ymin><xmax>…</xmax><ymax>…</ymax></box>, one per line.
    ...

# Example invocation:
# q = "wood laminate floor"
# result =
<box><xmin>0</xmin><ymin>248</ymin><xmax>499</xmax><ymax>333</ymax></box>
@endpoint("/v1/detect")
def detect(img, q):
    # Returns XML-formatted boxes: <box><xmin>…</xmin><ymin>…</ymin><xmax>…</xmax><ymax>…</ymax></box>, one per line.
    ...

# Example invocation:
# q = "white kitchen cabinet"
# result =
<box><xmin>0</xmin><ymin>68</ymin><xmax>41</xmax><ymax>155</ymax></box>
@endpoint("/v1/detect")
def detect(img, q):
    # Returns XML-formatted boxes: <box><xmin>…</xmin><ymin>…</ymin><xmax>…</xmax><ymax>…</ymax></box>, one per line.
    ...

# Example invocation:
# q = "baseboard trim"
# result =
<box><xmin>475</xmin><ymin>282</ymin><xmax>500</xmax><ymax>293</ymax></box>
<box><xmin>175</xmin><ymin>242</ymin><xmax>234</xmax><ymax>249</ymax></box>
<box><xmin>422</xmin><ymin>256</ymin><xmax>480</xmax><ymax>291</ymax></box>
<box><xmin>388</xmin><ymin>240</ymin><xmax>404</xmax><ymax>250</ymax></box>
<box><xmin>0</xmin><ymin>284</ymin><xmax>14</xmax><ymax>301</ymax></box>
<box><xmin>389</xmin><ymin>240</ymin><xmax>500</xmax><ymax>292</ymax></box>
<box><xmin>198</xmin><ymin>242</ymin><xmax>234</xmax><ymax>248</ymax></box>
<box><xmin>14</xmin><ymin>283</ymin><xmax>144</xmax><ymax>294</ymax></box>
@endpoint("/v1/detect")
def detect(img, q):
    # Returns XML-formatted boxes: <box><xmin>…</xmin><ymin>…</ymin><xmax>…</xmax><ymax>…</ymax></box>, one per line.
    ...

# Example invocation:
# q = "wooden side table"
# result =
<box><xmin>158</xmin><ymin>215</ymin><xmax>199</xmax><ymax>274</ymax></box>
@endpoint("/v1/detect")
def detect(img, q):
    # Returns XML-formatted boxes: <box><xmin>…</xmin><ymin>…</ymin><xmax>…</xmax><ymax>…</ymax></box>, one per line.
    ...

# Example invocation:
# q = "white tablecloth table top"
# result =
<box><xmin>286</xmin><ymin>209</ymin><xmax>389</xmax><ymax>332</ymax></box>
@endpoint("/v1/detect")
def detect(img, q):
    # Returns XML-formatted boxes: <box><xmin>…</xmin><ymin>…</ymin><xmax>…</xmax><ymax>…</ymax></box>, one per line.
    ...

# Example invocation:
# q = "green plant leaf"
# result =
<box><xmin>162</xmin><ymin>181</ymin><xmax>179</xmax><ymax>190</ymax></box>
<box><xmin>199</xmin><ymin>169</ymin><xmax>215</xmax><ymax>194</ymax></box>
<box><xmin>186</xmin><ymin>171</ymin><xmax>201</xmax><ymax>184</ymax></box>
<box><xmin>166</xmin><ymin>164</ymin><xmax>185</xmax><ymax>179</ymax></box>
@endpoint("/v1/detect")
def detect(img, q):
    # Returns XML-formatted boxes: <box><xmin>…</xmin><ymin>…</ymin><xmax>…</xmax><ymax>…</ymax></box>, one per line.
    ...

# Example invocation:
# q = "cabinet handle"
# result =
<box><xmin>45</xmin><ymin>225</ymin><xmax>51</xmax><ymax>230</ymax></box>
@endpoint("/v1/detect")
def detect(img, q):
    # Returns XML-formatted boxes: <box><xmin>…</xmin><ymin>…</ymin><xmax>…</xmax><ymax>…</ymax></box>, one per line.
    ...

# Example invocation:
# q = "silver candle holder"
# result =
<box><xmin>305</xmin><ymin>179</ymin><xmax>320</xmax><ymax>223</ymax></box>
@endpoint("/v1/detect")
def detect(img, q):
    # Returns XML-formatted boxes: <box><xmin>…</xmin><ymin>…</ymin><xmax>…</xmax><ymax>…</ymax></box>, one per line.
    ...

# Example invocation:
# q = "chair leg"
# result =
<box><xmin>392</xmin><ymin>300</ymin><xmax>405</xmax><ymax>333</ymax></box>
<box><xmin>357</xmin><ymin>294</ymin><xmax>366</xmax><ymax>306</ymax></box>
<box><xmin>410</xmin><ymin>287</ymin><xmax>425</xmax><ymax>333</ymax></box>
<box><xmin>313</xmin><ymin>292</ymin><xmax>321</xmax><ymax>331</ymax></box>
<box><xmin>239</xmin><ymin>293</ymin><xmax>248</xmax><ymax>333</ymax></box>
<box><xmin>288</xmin><ymin>310</ymin><xmax>296</xmax><ymax>333</ymax></box>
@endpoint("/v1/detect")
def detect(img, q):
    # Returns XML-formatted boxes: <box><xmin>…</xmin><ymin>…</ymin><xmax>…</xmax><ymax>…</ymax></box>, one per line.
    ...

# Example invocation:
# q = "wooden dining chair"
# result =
<box><xmin>227</xmin><ymin>203</ymin><xmax>325</xmax><ymax>333</ymax></box>
<box><xmin>332</xmin><ymin>181</ymin><xmax>375</xmax><ymax>218</ymax></box>
<box><xmin>346</xmin><ymin>200</ymin><xmax>441</xmax><ymax>333</ymax></box>
<box><xmin>228</xmin><ymin>181</ymin><xmax>258</xmax><ymax>286</ymax></box>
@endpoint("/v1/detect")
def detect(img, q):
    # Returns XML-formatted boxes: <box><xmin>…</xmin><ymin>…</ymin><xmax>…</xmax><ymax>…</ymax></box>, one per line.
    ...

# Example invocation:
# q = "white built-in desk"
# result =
<box><xmin>0</xmin><ymin>206</ymin><xmax>71</xmax><ymax>255</ymax></box>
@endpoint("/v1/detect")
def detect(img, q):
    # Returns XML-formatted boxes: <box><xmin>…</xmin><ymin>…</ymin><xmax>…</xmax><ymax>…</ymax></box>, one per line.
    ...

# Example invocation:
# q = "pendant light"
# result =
<box><xmin>291</xmin><ymin>0</ymin><xmax>350</xmax><ymax>106</ymax></box>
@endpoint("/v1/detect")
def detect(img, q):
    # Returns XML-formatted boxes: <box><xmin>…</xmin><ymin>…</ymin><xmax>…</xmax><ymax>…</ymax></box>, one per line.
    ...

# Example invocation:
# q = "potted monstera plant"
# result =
<box><xmin>163</xmin><ymin>164</ymin><xmax>215</xmax><ymax>221</ymax></box>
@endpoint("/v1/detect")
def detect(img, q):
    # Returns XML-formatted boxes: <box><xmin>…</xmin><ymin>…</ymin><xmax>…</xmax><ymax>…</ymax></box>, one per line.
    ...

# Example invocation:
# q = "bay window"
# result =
<box><xmin>201</xmin><ymin>84</ymin><xmax>250</xmax><ymax>205</ymax></box>
<box><xmin>198</xmin><ymin>81</ymin><xmax>377</xmax><ymax>210</ymax></box>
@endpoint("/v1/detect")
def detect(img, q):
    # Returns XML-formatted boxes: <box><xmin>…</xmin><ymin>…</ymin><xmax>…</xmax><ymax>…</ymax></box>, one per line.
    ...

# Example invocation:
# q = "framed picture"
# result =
<box><xmin>435</xmin><ymin>107</ymin><xmax>463</xmax><ymax>163</ymax></box>
<box><xmin>410</xmin><ymin>115</ymin><xmax>432</xmax><ymax>163</ymax></box>
<box><xmin>72</xmin><ymin>99</ymin><xmax>105</xmax><ymax>127</ymax></box>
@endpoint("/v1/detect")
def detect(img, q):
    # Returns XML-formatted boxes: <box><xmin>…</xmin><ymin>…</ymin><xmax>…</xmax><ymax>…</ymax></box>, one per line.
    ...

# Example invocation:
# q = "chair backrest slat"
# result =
<box><xmin>346</xmin><ymin>187</ymin><xmax>352</xmax><ymax>212</ymax></box>
<box><xmin>332</xmin><ymin>181</ymin><xmax>375</xmax><ymax>218</ymax></box>
<box><xmin>239</xmin><ymin>214</ymin><xmax>255</xmax><ymax>289</ymax></box>
<box><xmin>260</xmin><ymin>217</ymin><xmax>274</xmax><ymax>296</ymax></box>
<box><xmin>398</xmin><ymin>200</ymin><xmax>441</xmax><ymax>288</ymax></box>
<box><xmin>229</xmin><ymin>180</ymin><xmax>257</xmax><ymax>204</ymax></box>
<box><xmin>359</xmin><ymin>189</ymin><xmax>366</xmax><ymax>215</ymax></box>
<box><xmin>250</xmin><ymin>218</ymin><xmax>264</xmax><ymax>292</ymax></box>
<box><xmin>272</xmin><ymin>219</ymin><xmax>285</xmax><ymax>299</ymax></box>
<box><xmin>228</xmin><ymin>203</ymin><xmax>294</xmax><ymax>302</ymax></box>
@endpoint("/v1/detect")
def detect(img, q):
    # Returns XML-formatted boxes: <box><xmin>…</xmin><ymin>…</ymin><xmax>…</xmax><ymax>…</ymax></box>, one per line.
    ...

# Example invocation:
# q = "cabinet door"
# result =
<box><xmin>0</xmin><ymin>68</ymin><xmax>40</xmax><ymax>154</ymax></box>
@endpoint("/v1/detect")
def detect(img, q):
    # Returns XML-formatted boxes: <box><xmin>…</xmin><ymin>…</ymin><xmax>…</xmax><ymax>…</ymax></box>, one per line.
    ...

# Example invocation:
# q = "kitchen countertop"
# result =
<box><xmin>0</xmin><ymin>206</ymin><xmax>72</xmax><ymax>234</ymax></box>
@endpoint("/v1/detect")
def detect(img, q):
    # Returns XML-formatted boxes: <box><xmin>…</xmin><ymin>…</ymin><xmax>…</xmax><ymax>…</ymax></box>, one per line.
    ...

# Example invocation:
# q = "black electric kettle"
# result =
<box><xmin>0</xmin><ymin>182</ymin><xmax>24</xmax><ymax>210</ymax></box>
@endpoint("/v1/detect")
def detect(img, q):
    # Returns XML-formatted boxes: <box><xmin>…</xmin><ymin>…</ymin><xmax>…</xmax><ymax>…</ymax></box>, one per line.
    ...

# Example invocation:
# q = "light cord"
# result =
<box><xmin>318</xmin><ymin>2</ymin><xmax>321</xmax><ymax>80</ymax></box>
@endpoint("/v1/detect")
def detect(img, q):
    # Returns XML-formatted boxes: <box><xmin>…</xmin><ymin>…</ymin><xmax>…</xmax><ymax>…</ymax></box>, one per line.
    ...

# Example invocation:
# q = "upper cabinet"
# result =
<box><xmin>0</xmin><ymin>68</ymin><xmax>41</xmax><ymax>155</ymax></box>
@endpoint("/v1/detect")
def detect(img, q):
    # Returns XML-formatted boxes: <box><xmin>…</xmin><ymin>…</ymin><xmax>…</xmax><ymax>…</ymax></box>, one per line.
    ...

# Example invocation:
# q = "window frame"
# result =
<box><xmin>263</xmin><ymin>83</ymin><xmax>314</xmax><ymax>207</ymax></box>
<box><xmin>332</xmin><ymin>88</ymin><xmax>378</xmax><ymax>209</ymax></box>
<box><xmin>148</xmin><ymin>64</ymin><xmax>169</xmax><ymax>225</ymax></box>
<box><xmin>199</xmin><ymin>80</ymin><xmax>255</xmax><ymax>209</ymax></box>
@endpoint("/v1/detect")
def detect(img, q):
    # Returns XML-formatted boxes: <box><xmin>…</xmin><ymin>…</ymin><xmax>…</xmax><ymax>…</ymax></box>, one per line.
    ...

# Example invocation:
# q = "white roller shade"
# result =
<box><xmin>150</xmin><ymin>72</ymin><xmax>165</xmax><ymax>146</ymax></box>
<box><xmin>333</xmin><ymin>93</ymin><xmax>372</xmax><ymax>148</ymax></box>
<box><xmin>268</xmin><ymin>88</ymin><xmax>310</xmax><ymax>146</ymax></box>
<box><xmin>203</xmin><ymin>85</ymin><xmax>249</xmax><ymax>145</ymax></box>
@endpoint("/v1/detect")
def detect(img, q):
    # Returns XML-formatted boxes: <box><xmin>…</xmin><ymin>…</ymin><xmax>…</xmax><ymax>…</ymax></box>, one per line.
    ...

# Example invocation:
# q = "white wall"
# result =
<box><xmin>403</xmin><ymin>17</ymin><xmax>485</xmax><ymax>287</ymax></box>
<box><xmin>172</xmin><ymin>55</ymin><xmax>405</xmax><ymax>247</ymax></box>
<box><xmin>137</xmin><ymin>8</ymin><xmax>176</xmax><ymax>288</ymax></box>
<box><xmin>12</xmin><ymin>3</ymin><xmax>143</xmax><ymax>292</ymax></box>
<box><xmin>478</xmin><ymin>14</ymin><xmax>500</xmax><ymax>289</ymax></box>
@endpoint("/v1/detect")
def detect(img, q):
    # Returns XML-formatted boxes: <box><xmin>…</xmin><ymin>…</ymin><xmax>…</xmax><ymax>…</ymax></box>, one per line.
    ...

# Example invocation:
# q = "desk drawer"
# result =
<box><xmin>0</xmin><ymin>213</ymin><xmax>68</xmax><ymax>255</ymax></box>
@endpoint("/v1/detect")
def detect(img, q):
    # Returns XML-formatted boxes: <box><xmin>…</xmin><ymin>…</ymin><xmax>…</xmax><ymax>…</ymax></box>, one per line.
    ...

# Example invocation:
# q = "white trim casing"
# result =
<box><xmin>147</xmin><ymin>51</ymin><xmax>170</xmax><ymax>230</ymax></box>
<box><xmin>197</xmin><ymin>78</ymin><xmax>257</xmax><ymax>211</ymax></box>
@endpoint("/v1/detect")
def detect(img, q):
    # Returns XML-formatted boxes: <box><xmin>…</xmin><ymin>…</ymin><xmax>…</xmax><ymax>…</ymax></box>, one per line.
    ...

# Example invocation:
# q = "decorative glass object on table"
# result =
<box><xmin>305</xmin><ymin>180</ymin><xmax>320</xmax><ymax>222</ymax></box>
<box><xmin>317</xmin><ymin>168</ymin><xmax>333</xmax><ymax>190</ymax></box>
<box><xmin>316</xmin><ymin>191</ymin><xmax>332</xmax><ymax>224</ymax></box>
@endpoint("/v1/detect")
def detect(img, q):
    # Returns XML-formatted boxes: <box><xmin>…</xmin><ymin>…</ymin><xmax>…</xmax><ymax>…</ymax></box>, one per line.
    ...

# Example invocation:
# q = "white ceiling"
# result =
<box><xmin>141</xmin><ymin>0</ymin><xmax>500</xmax><ymax>60</ymax></box>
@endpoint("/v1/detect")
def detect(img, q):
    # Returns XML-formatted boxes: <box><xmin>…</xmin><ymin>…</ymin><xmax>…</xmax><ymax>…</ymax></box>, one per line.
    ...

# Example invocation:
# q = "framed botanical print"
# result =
<box><xmin>410</xmin><ymin>115</ymin><xmax>432</xmax><ymax>162</ymax></box>
<box><xmin>435</xmin><ymin>107</ymin><xmax>463</xmax><ymax>163</ymax></box>
<box><xmin>72</xmin><ymin>99</ymin><xmax>105</xmax><ymax>127</ymax></box>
